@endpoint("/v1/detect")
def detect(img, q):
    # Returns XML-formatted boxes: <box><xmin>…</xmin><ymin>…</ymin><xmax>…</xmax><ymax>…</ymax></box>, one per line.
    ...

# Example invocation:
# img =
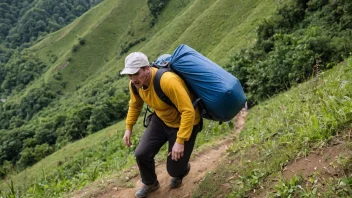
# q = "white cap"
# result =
<box><xmin>120</xmin><ymin>52</ymin><xmax>149</xmax><ymax>75</ymax></box>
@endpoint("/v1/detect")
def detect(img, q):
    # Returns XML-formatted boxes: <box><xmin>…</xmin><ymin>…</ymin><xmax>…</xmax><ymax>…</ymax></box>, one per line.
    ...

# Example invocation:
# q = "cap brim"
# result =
<box><xmin>120</xmin><ymin>67</ymin><xmax>140</xmax><ymax>75</ymax></box>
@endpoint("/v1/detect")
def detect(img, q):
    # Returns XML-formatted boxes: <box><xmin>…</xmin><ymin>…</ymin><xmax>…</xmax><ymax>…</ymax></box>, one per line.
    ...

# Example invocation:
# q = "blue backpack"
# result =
<box><xmin>133</xmin><ymin>44</ymin><xmax>246</xmax><ymax>122</ymax></box>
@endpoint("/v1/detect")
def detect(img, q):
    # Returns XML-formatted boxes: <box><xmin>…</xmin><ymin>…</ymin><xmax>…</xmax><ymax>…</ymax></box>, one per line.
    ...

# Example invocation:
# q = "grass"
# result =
<box><xmin>24</xmin><ymin>0</ymin><xmax>278</xmax><ymax>98</ymax></box>
<box><xmin>1</xmin><ymin>0</ymin><xmax>347</xmax><ymax>195</ymax></box>
<box><xmin>0</xmin><ymin>121</ymin><xmax>124</xmax><ymax>193</ymax></box>
<box><xmin>31</xmin><ymin>0</ymin><xmax>278</xmax><ymax>118</ymax></box>
<box><xmin>2</xmin><ymin>0</ymin><xmax>279</xmax><ymax>121</ymax></box>
<box><xmin>1</xmin><ymin>0</ymin><xmax>281</xmax><ymax>196</ymax></box>
<box><xmin>0</xmin><ymin>114</ymin><xmax>235</xmax><ymax>197</ymax></box>
<box><xmin>34</xmin><ymin>0</ymin><xmax>147</xmax><ymax>92</ymax></box>
<box><xmin>193</xmin><ymin>58</ymin><xmax>352</xmax><ymax>197</ymax></box>
<box><xmin>136</xmin><ymin>0</ymin><xmax>277</xmax><ymax>66</ymax></box>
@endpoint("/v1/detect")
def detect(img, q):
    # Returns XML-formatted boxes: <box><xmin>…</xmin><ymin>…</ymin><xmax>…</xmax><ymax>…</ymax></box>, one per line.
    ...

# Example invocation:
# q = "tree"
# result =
<box><xmin>87</xmin><ymin>105</ymin><xmax>110</xmax><ymax>132</ymax></box>
<box><xmin>35</xmin><ymin>20</ymin><xmax>46</xmax><ymax>32</ymax></box>
<box><xmin>35</xmin><ymin>128</ymin><xmax>56</xmax><ymax>145</ymax></box>
<box><xmin>33</xmin><ymin>143</ymin><xmax>53</xmax><ymax>161</ymax></box>
<box><xmin>16</xmin><ymin>147</ymin><xmax>36</xmax><ymax>169</ymax></box>
<box><xmin>0</xmin><ymin>137</ymin><xmax>22</xmax><ymax>164</ymax></box>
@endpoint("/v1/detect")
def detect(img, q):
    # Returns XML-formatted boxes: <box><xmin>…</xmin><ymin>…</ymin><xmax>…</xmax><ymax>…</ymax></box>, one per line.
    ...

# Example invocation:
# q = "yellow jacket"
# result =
<box><xmin>126</xmin><ymin>67</ymin><xmax>201</xmax><ymax>144</ymax></box>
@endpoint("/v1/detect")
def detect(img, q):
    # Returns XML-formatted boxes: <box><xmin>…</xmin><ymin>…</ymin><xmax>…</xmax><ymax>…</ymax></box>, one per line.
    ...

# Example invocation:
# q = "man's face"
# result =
<box><xmin>129</xmin><ymin>67</ymin><xmax>150</xmax><ymax>89</ymax></box>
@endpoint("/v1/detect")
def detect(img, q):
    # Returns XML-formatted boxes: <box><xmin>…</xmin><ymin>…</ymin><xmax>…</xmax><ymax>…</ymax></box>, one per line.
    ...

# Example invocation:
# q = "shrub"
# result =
<box><xmin>72</xmin><ymin>44</ymin><xmax>79</xmax><ymax>52</ymax></box>
<box><xmin>226</xmin><ymin>0</ymin><xmax>352</xmax><ymax>104</ymax></box>
<box><xmin>78</xmin><ymin>38</ymin><xmax>86</xmax><ymax>45</ymax></box>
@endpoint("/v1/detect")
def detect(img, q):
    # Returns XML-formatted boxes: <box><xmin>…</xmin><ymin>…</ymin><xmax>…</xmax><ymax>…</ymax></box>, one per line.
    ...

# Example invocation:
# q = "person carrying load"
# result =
<box><xmin>121</xmin><ymin>52</ymin><xmax>202</xmax><ymax>198</ymax></box>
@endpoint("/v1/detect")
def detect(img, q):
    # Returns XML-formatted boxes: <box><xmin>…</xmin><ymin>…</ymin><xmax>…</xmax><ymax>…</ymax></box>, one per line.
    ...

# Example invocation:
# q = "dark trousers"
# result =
<box><xmin>134</xmin><ymin>114</ymin><xmax>202</xmax><ymax>185</ymax></box>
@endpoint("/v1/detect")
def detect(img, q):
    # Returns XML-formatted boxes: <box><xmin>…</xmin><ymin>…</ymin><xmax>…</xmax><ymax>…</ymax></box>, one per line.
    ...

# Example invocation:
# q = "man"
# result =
<box><xmin>121</xmin><ymin>52</ymin><xmax>202</xmax><ymax>198</ymax></box>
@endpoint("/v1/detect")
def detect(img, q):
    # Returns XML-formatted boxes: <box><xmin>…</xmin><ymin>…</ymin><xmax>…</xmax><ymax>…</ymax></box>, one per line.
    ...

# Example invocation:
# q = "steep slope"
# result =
<box><xmin>193</xmin><ymin>60</ymin><xmax>352</xmax><ymax>197</ymax></box>
<box><xmin>2</xmin><ymin>0</ymin><xmax>351</xmax><ymax>197</ymax></box>
<box><xmin>1</xmin><ymin>0</ymin><xmax>276</xmax><ymax>168</ymax></box>
<box><xmin>69</xmin><ymin>110</ymin><xmax>247</xmax><ymax>198</ymax></box>
<box><xmin>31</xmin><ymin>0</ymin><xmax>276</xmax><ymax>92</ymax></box>
<box><xmin>0</xmin><ymin>0</ymin><xmax>279</xmax><ymax>196</ymax></box>
<box><xmin>0</xmin><ymin>0</ymin><xmax>105</xmax><ymax>98</ymax></box>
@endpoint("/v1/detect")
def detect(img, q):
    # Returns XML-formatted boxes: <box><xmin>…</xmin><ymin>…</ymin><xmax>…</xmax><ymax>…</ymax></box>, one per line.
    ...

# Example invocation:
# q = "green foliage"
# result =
<box><xmin>147</xmin><ymin>0</ymin><xmax>170</xmax><ymax>26</ymax></box>
<box><xmin>16</xmin><ymin>144</ymin><xmax>54</xmax><ymax>170</ymax></box>
<box><xmin>5</xmin><ymin>180</ymin><xmax>18</xmax><ymax>198</ymax></box>
<box><xmin>225</xmin><ymin>0</ymin><xmax>352</xmax><ymax>104</ymax></box>
<box><xmin>193</xmin><ymin>58</ymin><xmax>352</xmax><ymax>197</ymax></box>
<box><xmin>0</xmin><ymin>114</ymin><xmax>234</xmax><ymax>197</ymax></box>
<box><xmin>0</xmin><ymin>0</ymin><xmax>104</xmax><ymax>100</ymax></box>
<box><xmin>0</xmin><ymin>45</ymin><xmax>13</xmax><ymax>64</ymax></box>
<box><xmin>18</xmin><ymin>86</ymin><xmax>57</xmax><ymax>120</ymax></box>
<box><xmin>273</xmin><ymin>176</ymin><xmax>304</xmax><ymax>197</ymax></box>
<box><xmin>5</xmin><ymin>0</ymin><xmax>351</xmax><ymax>197</ymax></box>
<box><xmin>71</xmin><ymin>44</ymin><xmax>79</xmax><ymax>52</ymax></box>
<box><xmin>78</xmin><ymin>38</ymin><xmax>86</xmax><ymax>45</ymax></box>
<box><xmin>119</xmin><ymin>37</ymin><xmax>146</xmax><ymax>56</ymax></box>
<box><xmin>225</xmin><ymin>59</ymin><xmax>352</xmax><ymax>197</ymax></box>
<box><xmin>0</xmin><ymin>76</ymin><xmax>129</xmax><ymax>172</ymax></box>
<box><xmin>0</xmin><ymin>128</ymin><xmax>34</xmax><ymax>166</ymax></box>
<box><xmin>0</xmin><ymin>50</ymin><xmax>47</xmax><ymax>97</ymax></box>
<box><xmin>0</xmin><ymin>160</ymin><xmax>13</xmax><ymax>177</ymax></box>
<box><xmin>0</xmin><ymin>0</ymin><xmax>104</xmax><ymax>50</ymax></box>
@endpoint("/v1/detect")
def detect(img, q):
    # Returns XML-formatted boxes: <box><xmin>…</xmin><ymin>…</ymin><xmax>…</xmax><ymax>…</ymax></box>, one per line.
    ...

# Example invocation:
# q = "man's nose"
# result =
<box><xmin>130</xmin><ymin>76</ymin><xmax>138</xmax><ymax>83</ymax></box>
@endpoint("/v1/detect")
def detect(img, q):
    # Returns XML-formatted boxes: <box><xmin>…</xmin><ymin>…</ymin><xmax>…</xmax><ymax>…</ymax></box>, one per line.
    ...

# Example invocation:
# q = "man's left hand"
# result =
<box><xmin>169</xmin><ymin>142</ymin><xmax>184</xmax><ymax>161</ymax></box>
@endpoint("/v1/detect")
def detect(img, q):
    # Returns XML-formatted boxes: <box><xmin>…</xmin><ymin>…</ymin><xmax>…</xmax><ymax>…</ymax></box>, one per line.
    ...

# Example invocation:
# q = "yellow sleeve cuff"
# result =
<box><xmin>126</xmin><ymin>124</ymin><xmax>133</xmax><ymax>131</ymax></box>
<box><xmin>176</xmin><ymin>137</ymin><xmax>185</xmax><ymax>144</ymax></box>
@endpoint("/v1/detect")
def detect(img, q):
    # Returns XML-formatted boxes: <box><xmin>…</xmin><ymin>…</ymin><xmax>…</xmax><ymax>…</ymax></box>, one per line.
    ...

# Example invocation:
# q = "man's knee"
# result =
<box><xmin>134</xmin><ymin>147</ymin><xmax>148</xmax><ymax>160</ymax></box>
<box><xmin>167</xmin><ymin>161</ymin><xmax>186</xmax><ymax>177</ymax></box>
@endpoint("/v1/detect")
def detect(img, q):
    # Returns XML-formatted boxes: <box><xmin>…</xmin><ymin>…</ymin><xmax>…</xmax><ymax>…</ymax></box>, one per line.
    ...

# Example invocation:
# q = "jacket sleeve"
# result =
<box><xmin>160</xmin><ymin>74</ymin><xmax>195</xmax><ymax>144</ymax></box>
<box><xmin>125</xmin><ymin>82</ymin><xmax>144</xmax><ymax>130</ymax></box>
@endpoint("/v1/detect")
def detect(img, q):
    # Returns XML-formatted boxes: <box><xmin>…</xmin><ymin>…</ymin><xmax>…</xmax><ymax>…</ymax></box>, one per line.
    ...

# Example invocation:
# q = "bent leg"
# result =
<box><xmin>134</xmin><ymin>115</ymin><xmax>167</xmax><ymax>185</ymax></box>
<box><xmin>166</xmin><ymin>125</ymin><xmax>200</xmax><ymax>177</ymax></box>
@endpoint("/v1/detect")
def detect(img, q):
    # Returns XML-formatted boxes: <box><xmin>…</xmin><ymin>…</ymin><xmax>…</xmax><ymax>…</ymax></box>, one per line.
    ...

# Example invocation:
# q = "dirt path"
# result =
<box><xmin>72</xmin><ymin>110</ymin><xmax>247</xmax><ymax>198</ymax></box>
<box><xmin>107</xmin><ymin>142</ymin><xmax>230</xmax><ymax>198</ymax></box>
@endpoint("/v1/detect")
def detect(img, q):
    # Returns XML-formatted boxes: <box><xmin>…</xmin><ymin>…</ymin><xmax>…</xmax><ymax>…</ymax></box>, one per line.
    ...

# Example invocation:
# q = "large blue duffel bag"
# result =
<box><xmin>152</xmin><ymin>44</ymin><xmax>246</xmax><ymax>122</ymax></box>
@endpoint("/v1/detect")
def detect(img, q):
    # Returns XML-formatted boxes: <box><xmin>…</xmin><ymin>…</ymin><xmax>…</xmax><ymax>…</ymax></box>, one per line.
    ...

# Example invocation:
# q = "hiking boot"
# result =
<box><xmin>135</xmin><ymin>180</ymin><xmax>160</xmax><ymax>198</ymax></box>
<box><xmin>170</xmin><ymin>163</ymin><xmax>191</xmax><ymax>189</ymax></box>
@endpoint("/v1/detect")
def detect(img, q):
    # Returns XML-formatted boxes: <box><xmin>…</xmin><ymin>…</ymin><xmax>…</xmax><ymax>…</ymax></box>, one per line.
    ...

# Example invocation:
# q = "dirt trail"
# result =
<box><xmin>72</xmin><ymin>110</ymin><xmax>247</xmax><ymax>198</ymax></box>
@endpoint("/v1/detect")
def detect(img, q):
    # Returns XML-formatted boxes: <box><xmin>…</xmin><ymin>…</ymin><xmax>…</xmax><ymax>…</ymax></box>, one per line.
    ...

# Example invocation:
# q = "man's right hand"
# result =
<box><xmin>123</xmin><ymin>130</ymin><xmax>132</xmax><ymax>147</ymax></box>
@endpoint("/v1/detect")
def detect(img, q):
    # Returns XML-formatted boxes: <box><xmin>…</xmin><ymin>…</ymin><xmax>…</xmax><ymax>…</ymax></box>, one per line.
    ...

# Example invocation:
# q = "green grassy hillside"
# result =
<box><xmin>31</xmin><ymin>0</ymin><xmax>276</xmax><ymax>93</ymax></box>
<box><xmin>1</xmin><ymin>0</ymin><xmax>352</xmax><ymax>197</ymax></box>
<box><xmin>0</xmin><ymin>0</ymin><xmax>277</xmax><ymax>170</ymax></box>
<box><xmin>194</xmin><ymin>57</ymin><xmax>352</xmax><ymax>198</ymax></box>
<box><xmin>0</xmin><ymin>0</ymin><xmax>279</xmax><ymax>196</ymax></box>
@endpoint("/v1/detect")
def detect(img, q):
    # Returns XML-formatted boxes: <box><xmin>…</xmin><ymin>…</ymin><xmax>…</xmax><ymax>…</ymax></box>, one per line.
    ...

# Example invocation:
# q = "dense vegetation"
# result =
<box><xmin>0</xmin><ymin>0</ymin><xmax>351</xmax><ymax>197</ymax></box>
<box><xmin>195</xmin><ymin>55</ymin><xmax>352</xmax><ymax>198</ymax></box>
<box><xmin>0</xmin><ymin>0</ymin><xmax>115</xmax><ymax>176</ymax></box>
<box><xmin>225</xmin><ymin>0</ymin><xmax>352</xmax><ymax>104</ymax></box>
<box><xmin>0</xmin><ymin>81</ymin><xmax>129</xmax><ymax>177</ymax></box>
<box><xmin>147</xmin><ymin>0</ymin><xmax>170</xmax><ymax>27</ymax></box>
<box><xmin>0</xmin><ymin>51</ymin><xmax>47</xmax><ymax>98</ymax></box>
<box><xmin>0</xmin><ymin>0</ymin><xmax>104</xmax><ymax>52</ymax></box>
<box><xmin>0</xmin><ymin>0</ymin><xmax>177</xmax><ymax>176</ymax></box>
<box><xmin>0</xmin><ymin>0</ymin><xmax>104</xmax><ymax>99</ymax></box>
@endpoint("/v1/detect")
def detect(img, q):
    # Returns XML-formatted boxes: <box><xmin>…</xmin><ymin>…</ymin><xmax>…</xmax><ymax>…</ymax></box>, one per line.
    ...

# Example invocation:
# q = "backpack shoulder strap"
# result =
<box><xmin>154</xmin><ymin>68</ymin><xmax>177</xmax><ymax>109</ymax></box>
